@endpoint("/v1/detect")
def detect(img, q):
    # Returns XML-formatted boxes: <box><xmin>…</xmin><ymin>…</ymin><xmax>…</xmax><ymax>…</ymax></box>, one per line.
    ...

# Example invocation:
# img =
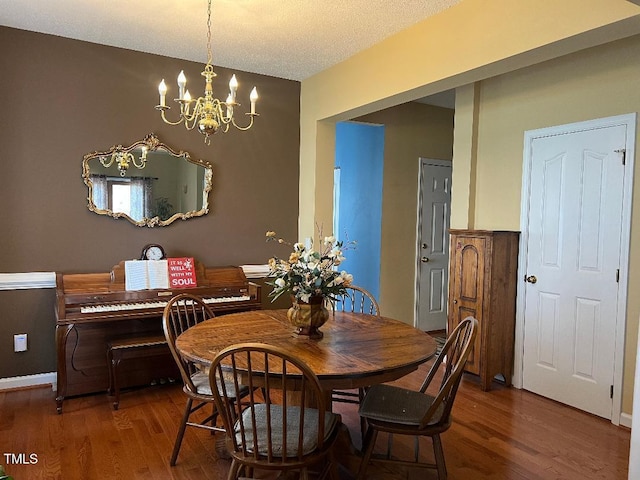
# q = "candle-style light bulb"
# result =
<box><xmin>177</xmin><ymin>70</ymin><xmax>187</xmax><ymax>100</ymax></box>
<box><xmin>250</xmin><ymin>87</ymin><xmax>258</xmax><ymax>115</ymax></box>
<box><xmin>226</xmin><ymin>93</ymin><xmax>233</xmax><ymax>117</ymax></box>
<box><xmin>158</xmin><ymin>79</ymin><xmax>167</xmax><ymax>107</ymax></box>
<box><xmin>182</xmin><ymin>89</ymin><xmax>192</xmax><ymax>115</ymax></box>
<box><xmin>229</xmin><ymin>74</ymin><xmax>238</xmax><ymax>102</ymax></box>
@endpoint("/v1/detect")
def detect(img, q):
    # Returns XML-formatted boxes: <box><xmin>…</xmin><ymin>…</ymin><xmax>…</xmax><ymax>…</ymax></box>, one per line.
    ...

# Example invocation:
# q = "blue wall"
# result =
<box><xmin>334</xmin><ymin>122</ymin><xmax>384</xmax><ymax>300</ymax></box>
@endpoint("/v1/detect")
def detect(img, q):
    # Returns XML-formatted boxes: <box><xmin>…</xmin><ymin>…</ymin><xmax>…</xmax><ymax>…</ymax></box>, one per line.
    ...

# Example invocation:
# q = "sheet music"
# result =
<box><xmin>147</xmin><ymin>260</ymin><xmax>169</xmax><ymax>289</ymax></box>
<box><xmin>124</xmin><ymin>260</ymin><xmax>169</xmax><ymax>290</ymax></box>
<box><xmin>125</xmin><ymin>261</ymin><xmax>149</xmax><ymax>291</ymax></box>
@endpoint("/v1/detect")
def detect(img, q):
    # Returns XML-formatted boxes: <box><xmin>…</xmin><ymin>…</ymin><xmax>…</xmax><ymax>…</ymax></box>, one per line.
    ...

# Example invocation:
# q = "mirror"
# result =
<box><xmin>82</xmin><ymin>133</ymin><xmax>213</xmax><ymax>227</ymax></box>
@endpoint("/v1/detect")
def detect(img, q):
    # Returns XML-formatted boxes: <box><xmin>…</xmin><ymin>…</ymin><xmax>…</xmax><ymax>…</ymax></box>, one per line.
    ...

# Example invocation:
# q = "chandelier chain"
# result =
<box><xmin>154</xmin><ymin>0</ymin><xmax>259</xmax><ymax>143</ymax></box>
<box><xmin>206</xmin><ymin>0</ymin><xmax>212</xmax><ymax>66</ymax></box>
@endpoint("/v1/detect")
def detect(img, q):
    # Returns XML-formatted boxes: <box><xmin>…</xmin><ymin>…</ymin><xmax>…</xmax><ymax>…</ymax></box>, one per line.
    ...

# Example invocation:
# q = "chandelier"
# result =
<box><xmin>155</xmin><ymin>0</ymin><xmax>258</xmax><ymax>144</ymax></box>
<box><xmin>99</xmin><ymin>147</ymin><xmax>148</xmax><ymax>177</ymax></box>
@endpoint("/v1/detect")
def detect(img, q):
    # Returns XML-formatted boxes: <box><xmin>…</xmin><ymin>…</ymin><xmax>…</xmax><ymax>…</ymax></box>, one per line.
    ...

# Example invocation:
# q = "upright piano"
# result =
<box><xmin>55</xmin><ymin>260</ymin><xmax>261</xmax><ymax>413</ymax></box>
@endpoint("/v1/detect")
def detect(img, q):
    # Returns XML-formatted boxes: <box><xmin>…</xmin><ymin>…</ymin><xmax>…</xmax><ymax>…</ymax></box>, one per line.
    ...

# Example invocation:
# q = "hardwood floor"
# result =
<box><xmin>0</xmin><ymin>363</ymin><xmax>630</xmax><ymax>479</ymax></box>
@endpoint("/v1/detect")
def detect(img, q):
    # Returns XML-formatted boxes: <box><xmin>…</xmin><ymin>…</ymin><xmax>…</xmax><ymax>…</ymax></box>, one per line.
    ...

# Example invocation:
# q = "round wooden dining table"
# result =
<box><xmin>175</xmin><ymin>308</ymin><xmax>437</xmax><ymax>392</ymax></box>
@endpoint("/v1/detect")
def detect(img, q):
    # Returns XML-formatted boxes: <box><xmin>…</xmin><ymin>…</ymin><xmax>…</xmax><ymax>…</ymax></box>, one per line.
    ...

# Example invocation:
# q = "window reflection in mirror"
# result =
<box><xmin>82</xmin><ymin>134</ymin><xmax>213</xmax><ymax>227</ymax></box>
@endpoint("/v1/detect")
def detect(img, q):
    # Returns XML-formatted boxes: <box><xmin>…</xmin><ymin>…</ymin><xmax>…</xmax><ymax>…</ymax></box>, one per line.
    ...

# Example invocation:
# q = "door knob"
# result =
<box><xmin>525</xmin><ymin>275</ymin><xmax>537</xmax><ymax>284</ymax></box>
<box><xmin>421</xmin><ymin>257</ymin><xmax>430</xmax><ymax>263</ymax></box>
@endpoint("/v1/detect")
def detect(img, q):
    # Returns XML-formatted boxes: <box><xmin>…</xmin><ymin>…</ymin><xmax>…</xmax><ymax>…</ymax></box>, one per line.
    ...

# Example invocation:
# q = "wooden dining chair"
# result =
<box><xmin>162</xmin><ymin>293</ymin><xmax>249</xmax><ymax>466</ymax></box>
<box><xmin>356</xmin><ymin>316</ymin><xmax>478</xmax><ymax>480</ymax></box>
<box><xmin>209</xmin><ymin>342</ymin><xmax>342</xmax><ymax>480</ymax></box>
<box><xmin>332</xmin><ymin>285</ymin><xmax>380</xmax><ymax>317</ymax></box>
<box><xmin>331</xmin><ymin>286</ymin><xmax>380</xmax><ymax>437</ymax></box>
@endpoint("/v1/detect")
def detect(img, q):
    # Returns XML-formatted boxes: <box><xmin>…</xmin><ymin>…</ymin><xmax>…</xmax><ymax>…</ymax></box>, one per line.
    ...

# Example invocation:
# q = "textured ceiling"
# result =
<box><xmin>0</xmin><ymin>0</ymin><xmax>461</xmax><ymax>82</ymax></box>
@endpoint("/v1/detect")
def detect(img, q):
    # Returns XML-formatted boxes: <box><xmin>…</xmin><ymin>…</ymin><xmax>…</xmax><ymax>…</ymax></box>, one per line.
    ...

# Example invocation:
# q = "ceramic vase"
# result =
<box><xmin>287</xmin><ymin>295</ymin><xmax>329</xmax><ymax>339</ymax></box>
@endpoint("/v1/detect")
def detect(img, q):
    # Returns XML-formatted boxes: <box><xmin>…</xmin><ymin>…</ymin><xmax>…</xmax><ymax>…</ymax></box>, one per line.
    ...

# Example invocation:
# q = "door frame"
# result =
<box><xmin>514</xmin><ymin>113</ymin><xmax>636</xmax><ymax>425</ymax></box>
<box><xmin>414</xmin><ymin>157</ymin><xmax>452</xmax><ymax>329</ymax></box>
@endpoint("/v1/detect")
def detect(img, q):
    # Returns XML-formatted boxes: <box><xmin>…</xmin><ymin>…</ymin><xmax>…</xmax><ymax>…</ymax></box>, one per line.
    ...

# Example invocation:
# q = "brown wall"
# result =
<box><xmin>0</xmin><ymin>27</ymin><xmax>301</xmax><ymax>378</ymax></box>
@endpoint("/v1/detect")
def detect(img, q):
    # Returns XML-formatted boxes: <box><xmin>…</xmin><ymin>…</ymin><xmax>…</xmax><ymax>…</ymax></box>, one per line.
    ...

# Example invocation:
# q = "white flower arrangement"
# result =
<box><xmin>266</xmin><ymin>229</ymin><xmax>355</xmax><ymax>303</ymax></box>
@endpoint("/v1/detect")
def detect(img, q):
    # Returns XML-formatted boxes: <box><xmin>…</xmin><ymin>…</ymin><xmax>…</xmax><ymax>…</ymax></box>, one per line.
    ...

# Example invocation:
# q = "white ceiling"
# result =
<box><xmin>0</xmin><ymin>0</ymin><xmax>461</xmax><ymax>82</ymax></box>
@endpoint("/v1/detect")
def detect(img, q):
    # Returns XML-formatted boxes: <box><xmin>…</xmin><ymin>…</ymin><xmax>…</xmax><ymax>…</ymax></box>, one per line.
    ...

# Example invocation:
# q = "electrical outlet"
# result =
<box><xmin>14</xmin><ymin>333</ymin><xmax>27</xmax><ymax>352</ymax></box>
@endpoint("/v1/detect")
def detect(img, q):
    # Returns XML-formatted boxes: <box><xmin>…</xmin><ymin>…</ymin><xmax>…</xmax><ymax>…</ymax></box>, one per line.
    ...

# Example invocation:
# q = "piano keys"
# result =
<box><xmin>54</xmin><ymin>261</ymin><xmax>262</xmax><ymax>413</ymax></box>
<box><xmin>79</xmin><ymin>294</ymin><xmax>251</xmax><ymax>314</ymax></box>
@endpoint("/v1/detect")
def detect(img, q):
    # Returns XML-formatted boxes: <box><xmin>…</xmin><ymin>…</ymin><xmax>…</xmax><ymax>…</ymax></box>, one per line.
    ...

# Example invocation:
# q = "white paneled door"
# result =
<box><xmin>416</xmin><ymin>159</ymin><xmax>451</xmax><ymax>332</ymax></box>
<box><xmin>522</xmin><ymin>120</ymin><xmax>630</xmax><ymax>419</ymax></box>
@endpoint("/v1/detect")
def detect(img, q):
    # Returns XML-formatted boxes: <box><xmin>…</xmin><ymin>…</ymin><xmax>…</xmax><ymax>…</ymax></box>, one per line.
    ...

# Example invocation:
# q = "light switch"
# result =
<box><xmin>14</xmin><ymin>333</ymin><xmax>27</xmax><ymax>352</ymax></box>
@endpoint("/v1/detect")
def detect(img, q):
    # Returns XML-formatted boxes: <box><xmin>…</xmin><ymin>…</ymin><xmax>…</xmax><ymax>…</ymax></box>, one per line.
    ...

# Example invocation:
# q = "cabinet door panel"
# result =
<box><xmin>450</xmin><ymin>236</ymin><xmax>485</xmax><ymax>375</ymax></box>
<box><xmin>459</xmin><ymin>241</ymin><xmax>484</xmax><ymax>303</ymax></box>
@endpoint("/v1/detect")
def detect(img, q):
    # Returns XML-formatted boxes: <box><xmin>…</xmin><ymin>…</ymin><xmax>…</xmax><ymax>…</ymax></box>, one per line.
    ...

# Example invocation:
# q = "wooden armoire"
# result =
<box><xmin>448</xmin><ymin>230</ymin><xmax>520</xmax><ymax>391</ymax></box>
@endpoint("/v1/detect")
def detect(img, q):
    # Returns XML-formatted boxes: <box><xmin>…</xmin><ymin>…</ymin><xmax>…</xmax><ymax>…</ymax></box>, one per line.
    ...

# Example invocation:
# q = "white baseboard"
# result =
<box><xmin>0</xmin><ymin>272</ymin><xmax>56</xmax><ymax>290</ymax></box>
<box><xmin>620</xmin><ymin>412</ymin><xmax>633</xmax><ymax>429</ymax></box>
<box><xmin>0</xmin><ymin>372</ymin><xmax>56</xmax><ymax>391</ymax></box>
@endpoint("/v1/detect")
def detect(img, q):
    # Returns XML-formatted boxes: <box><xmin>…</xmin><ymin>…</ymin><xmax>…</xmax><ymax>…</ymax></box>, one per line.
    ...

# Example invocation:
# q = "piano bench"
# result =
<box><xmin>107</xmin><ymin>334</ymin><xmax>169</xmax><ymax>410</ymax></box>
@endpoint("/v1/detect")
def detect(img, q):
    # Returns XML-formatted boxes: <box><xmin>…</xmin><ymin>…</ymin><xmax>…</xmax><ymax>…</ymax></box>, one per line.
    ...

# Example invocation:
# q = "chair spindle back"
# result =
<box><xmin>333</xmin><ymin>285</ymin><xmax>380</xmax><ymax>316</ymax></box>
<box><xmin>162</xmin><ymin>293</ymin><xmax>215</xmax><ymax>389</ymax></box>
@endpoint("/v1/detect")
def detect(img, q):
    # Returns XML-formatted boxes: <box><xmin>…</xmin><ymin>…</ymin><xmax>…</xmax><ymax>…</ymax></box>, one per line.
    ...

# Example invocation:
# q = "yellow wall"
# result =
<box><xmin>300</xmin><ymin>0</ymin><xmax>640</xmax><ymax>236</ymax></box>
<box><xmin>472</xmin><ymin>40</ymin><xmax>640</xmax><ymax>229</ymax></box>
<box><xmin>300</xmin><ymin>0</ymin><xmax>640</xmax><ymax>415</ymax></box>
<box><xmin>355</xmin><ymin>103</ymin><xmax>454</xmax><ymax>324</ymax></box>
<box><xmin>451</xmin><ymin>83</ymin><xmax>480</xmax><ymax>228</ymax></box>
<box><xmin>468</xmin><ymin>36</ymin><xmax>640</xmax><ymax>414</ymax></box>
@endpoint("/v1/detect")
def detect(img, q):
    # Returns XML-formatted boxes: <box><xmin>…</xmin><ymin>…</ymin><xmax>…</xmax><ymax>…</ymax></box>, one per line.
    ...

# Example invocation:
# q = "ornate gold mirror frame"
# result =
<box><xmin>82</xmin><ymin>133</ymin><xmax>213</xmax><ymax>227</ymax></box>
